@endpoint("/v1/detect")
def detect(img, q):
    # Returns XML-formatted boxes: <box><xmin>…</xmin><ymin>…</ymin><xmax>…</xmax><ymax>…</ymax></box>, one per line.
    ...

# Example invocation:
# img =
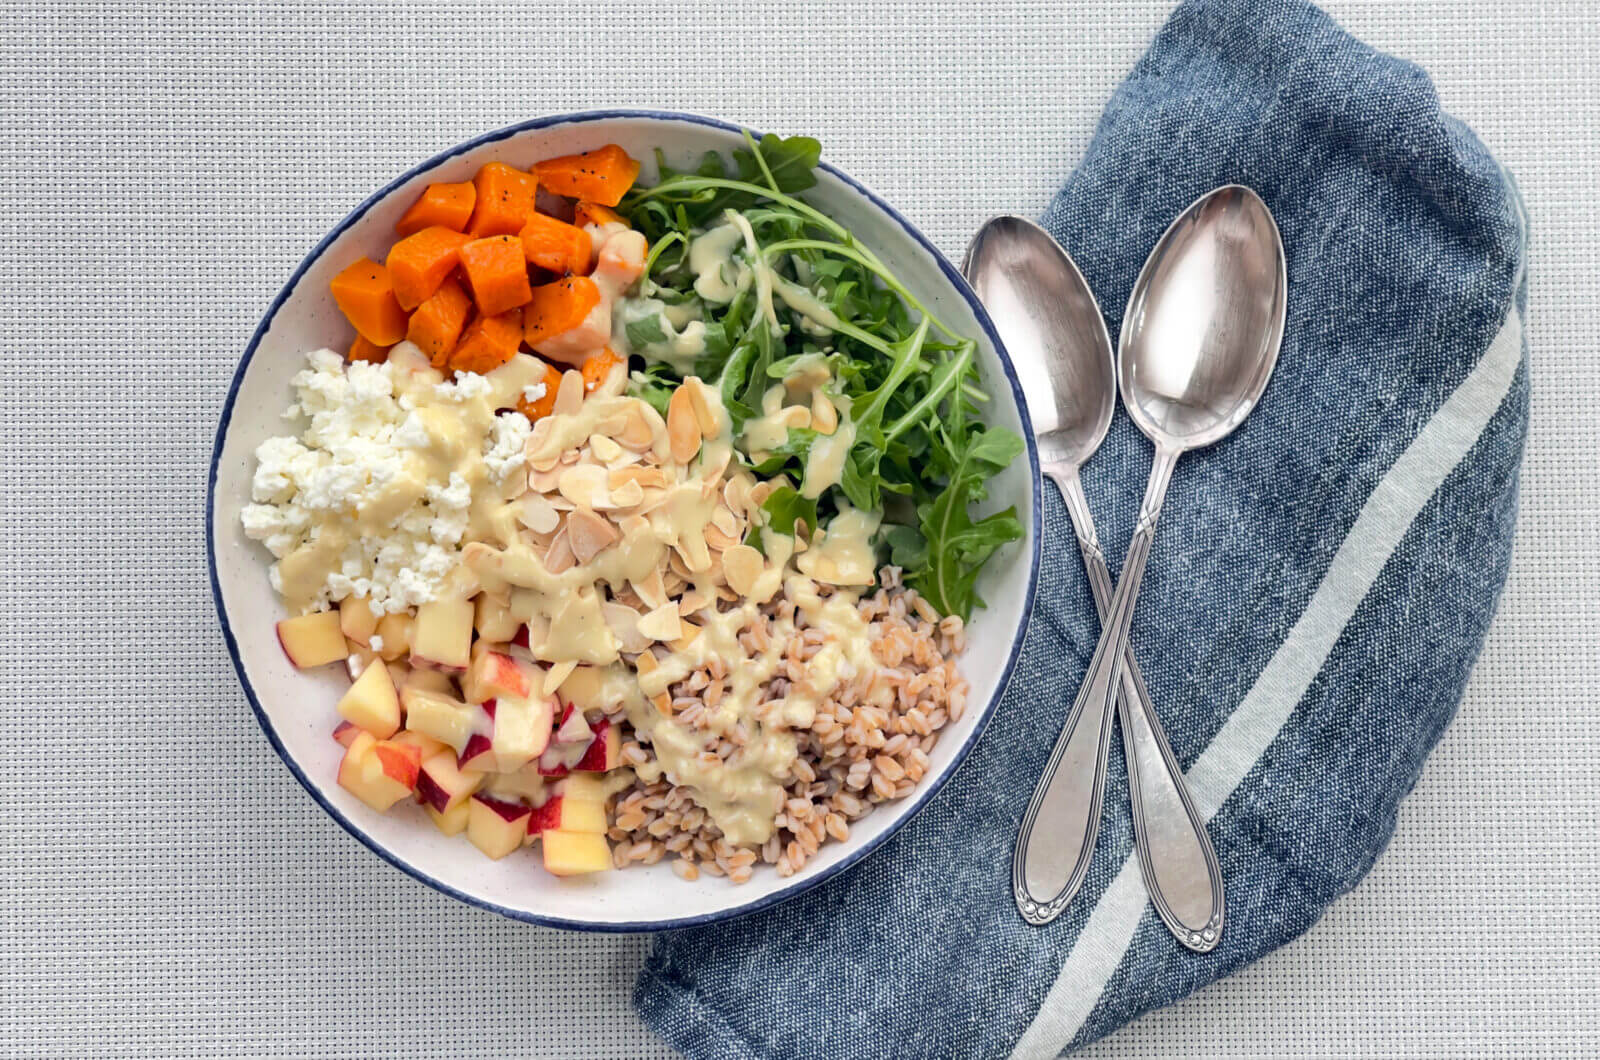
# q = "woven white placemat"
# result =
<box><xmin>1</xmin><ymin>1</ymin><xmax>1594</xmax><ymax>1056</ymax></box>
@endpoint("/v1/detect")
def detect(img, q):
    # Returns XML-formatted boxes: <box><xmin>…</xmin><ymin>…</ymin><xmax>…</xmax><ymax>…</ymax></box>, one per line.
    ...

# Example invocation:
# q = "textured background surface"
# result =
<box><xmin>1</xmin><ymin>1</ymin><xmax>1594</xmax><ymax>1056</ymax></box>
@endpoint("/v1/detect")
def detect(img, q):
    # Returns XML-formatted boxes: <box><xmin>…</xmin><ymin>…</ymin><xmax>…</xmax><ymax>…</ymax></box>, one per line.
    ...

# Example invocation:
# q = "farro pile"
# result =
<box><xmin>608</xmin><ymin>566</ymin><xmax>969</xmax><ymax>882</ymax></box>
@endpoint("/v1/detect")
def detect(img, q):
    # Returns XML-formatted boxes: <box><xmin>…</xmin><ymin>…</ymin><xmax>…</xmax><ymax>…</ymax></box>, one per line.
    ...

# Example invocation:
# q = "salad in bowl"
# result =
<box><xmin>211</xmin><ymin>113</ymin><xmax>1038</xmax><ymax>928</ymax></box>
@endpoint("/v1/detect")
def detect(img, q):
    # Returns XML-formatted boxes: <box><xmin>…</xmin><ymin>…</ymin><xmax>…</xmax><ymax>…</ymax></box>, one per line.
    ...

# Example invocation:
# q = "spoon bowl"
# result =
<box><xmin>963</xmin><ymin>216</ymin><xmax>1115</xmax><ymax>468</ymax></box>
<box><xmin>1119</xmin><ymin>185</ymin><xmax>1286</xmax><ymax>451</ymax></box>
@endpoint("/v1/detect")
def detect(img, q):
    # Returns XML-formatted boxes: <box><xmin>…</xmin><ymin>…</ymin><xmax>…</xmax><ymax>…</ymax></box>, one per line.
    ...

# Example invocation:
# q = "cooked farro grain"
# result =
<box><xmin>609</xmin><ymin>567</ymin><xmax>969</xmax><ymax>882</ymax></box>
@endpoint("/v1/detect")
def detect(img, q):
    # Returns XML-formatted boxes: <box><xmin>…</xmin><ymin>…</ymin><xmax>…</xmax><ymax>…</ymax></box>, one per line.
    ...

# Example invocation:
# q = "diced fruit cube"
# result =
<box><xmin>491</xmin><ymin>695</ymin><xmax>554</xmax><ymax>773</ymax></box>
<box><xmin>276</xmin><ymin>611</ymin><xmax>346</xmax><ymax>668</ymax></box>
<box><xmin>416</xmin><ymin>751</ymin><xmax>484</xmax><ymax>813</ymax></box>
<box><xmin>542</xmin><ymin>830</ymin><xmax>612</xmax><ymax>876</ymax></box>
<box><xmin>399</xmin><ymin>687</ymin><xmax>478</xmax><ymax>753</ymax></box>
<box><xmin>339</xmin><ymin>596</ymin><xmax>379</xmax><ymax>642</ymax></box>
<box><xmin>389</xmin><ymin>728</ymin><xmax>448</xmax><ymax>761</ymax></box>
<box><xmin>374</xmin><ymin>612</ymin><xmax>412</xmax><ymax>660</ymax></box>
<box><xmin>573</xmin><ymin>717</ymin><xmax>621</xmax><ymax>773</ymax></box>
<box><xmin>474</xmin><ymin>593</ymin><xmax>521</xmax><ymax>643</ymax></box>
<box><xmin>458</xmin><ymin>732</ymin><xmax>498</xmax><ymax>773</ymax></box>
<box><xmin>344</xmin><ymin>644</ymin><xmax>379</xmax><ymax>681</ymax></box>
<box><xmin>335</xmin><ymin>658</ymin><xmax>400</xmax><ymax>738</ymax></box>
<box><xmin>484</xmin><ymin>763</ymin><xmax>548</xmax><ymax>805</ymax></box>
<box><xmin>425</xmin><ymin>799</ymin><xmax>471</xmax><ymax>836</ymax></box>
<box><xmin>463</xmin><ymin>646</ymin><xmax>532</xmax><ymax>704</ymax></box>
<box><xmin>332</xmin><ymin>721</ymin><xmax>361</xmax><ymax>748</ymax></box>
<box><xmin>403</xmin><ymin>667</ymin><xmax>456</xmax><ymax>696</ymax></box>
<box><xmin>529</xmin><ymin>795</ymin><xmax>607</xmax><ymax>835</ymax></box>
<box><xmin>467</xmin><ymin>795</ymin><xmax>531</xmax><ymax>860</ymax></box>
<box><xmin>336</xmin><ymin>731</ymin><xmax>416</xmax><ymax>812</ymax></box>
<box><xmin>411</xmin><ymin>598</ymin><xmax>474</xmax><ymax>672</ymax></box>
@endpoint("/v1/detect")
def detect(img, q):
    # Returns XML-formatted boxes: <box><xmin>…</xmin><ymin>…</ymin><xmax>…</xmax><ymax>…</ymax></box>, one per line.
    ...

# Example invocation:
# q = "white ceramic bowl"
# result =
<box><xmin>208</xmin><ymin>111</ymin><xmax>1041</xmax><ymax>931</ymax></box>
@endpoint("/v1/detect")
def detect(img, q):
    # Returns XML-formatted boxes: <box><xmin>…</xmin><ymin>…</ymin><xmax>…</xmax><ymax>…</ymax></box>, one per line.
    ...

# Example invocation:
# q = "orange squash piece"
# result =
<box><xmin>348</xmin><ymin>334</ymin><xmax>390</xmax><ymax>364</ymax></box>
<box><xmin>519</xmin><ymin>213</ymin><xmax>592</xmax><ymax>275</ymax></box>
<box><xmin>396</xmin><ymin>181</ymin><xmax>476</xmax><ymax>237</ymax></box>
<box><xmin>522</xmin><ymin>276</ymin><xmax>602</xmax><ymax>346</ymax></box>
<box><xmin>515</xmin><ymin>360</ymin><xmax>564</xmax><ymax>422</ymax></box>
<box><xmin>448</xmin><ymin>310</ymin><xmax>523</xmax><ymax>375</ymax></box>
<box><xmin>330</xmin><ymin>258</ymin><xmax>409</xmax><ymax>346</ymax></box>
<box><xmin>467</xmin><ymin>163</ymin><xmax>540</xmax><ymax>237</ymax></box>
<box><xmin>406</xmin><ymin>278</ymin><xmax>472</xmax><ymax>366</ymax></box>
<box><xmin>460</xmin><ymin>235</ymin><xmax>534</xmax><ymax>316</ymax></box>
<box><xmin>387</xmin><ymin>226</ymin><xmax>471</xmax><ymax>310</ymax></box>
<box><xmin>573</xmin><ymin>200</ymin><xmax>626</xmax><ymax>229</ymax></box>
<box><xmin>581</xmin><ymin>347</ymin><xmax>624</xmax><ymax>392</ymax></box>
<box><xmin>534</xmin><ymin>145</ymin><xmax>640</xmax><ymax>207</ymax></box>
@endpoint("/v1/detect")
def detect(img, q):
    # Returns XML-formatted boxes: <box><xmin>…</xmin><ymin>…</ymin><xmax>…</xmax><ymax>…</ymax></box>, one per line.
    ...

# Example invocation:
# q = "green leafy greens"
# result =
<box><xmin>617</xmin><ymin>132</ymin><xmax>1023</xmax><ymax>619</ymax></box>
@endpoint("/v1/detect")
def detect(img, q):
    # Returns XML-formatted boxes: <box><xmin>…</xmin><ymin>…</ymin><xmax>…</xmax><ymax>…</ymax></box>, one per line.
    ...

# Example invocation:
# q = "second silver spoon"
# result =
<box><xmin>965</xmin><ymin>216</ymin><xmax>1225</xmax><ymax>949</ymax></box>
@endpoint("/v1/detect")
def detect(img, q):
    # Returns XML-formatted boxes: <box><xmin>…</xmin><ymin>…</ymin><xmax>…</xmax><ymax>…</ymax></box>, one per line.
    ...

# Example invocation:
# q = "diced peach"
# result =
<box><xmin>529</xmin><ymin>795</ymin><xmax>607</xmax><ymax>835</ymax></box>
<box><xmin>542</xmin><ymin>830</ymin><xmax>612</xmax><ymax>876</ymax></box>
<box><xmin>344</xmin><ymin>643</ymin><xmax>379</xmax><ymax>681</ymax></box>
<box><xmin>399</xmin><ymin>687</ymin><xmax>478</xmax><ymax>753</ymax></box>
<box><xmin>374</xmin><ymin>612</ymin><xmax>412</xmax><ymax>660</ymax></box>
<box><xmin>336</xmin><ymin>731</ymin><xmax>412</xmax><ymax>812</ymax></box>
<box><xmin>402</xmin><ymin>667</ymin><xmax>456</xmax><ymax>696</ymax></box>
<box><xmin>339</xmin><ymin>596</ymin><xmax>380</xmax><ymax>643</ymax></box>
<box><xmin>474</xmin><ymin>593</ymin><xmax>521</xmax><ymax>642</ymax></box>
<box><xmin>416</xmin><ymin>750</ymin><xmax>484</xmax><ymax>813</ymax></box>
<box><xmin>462</xmin><ymin>646</ymin><xmax>532</xmax><ymax>704</ymax></box>
<box><xmin>485</xmin><ymin>763</ymin><xmax>548</xmax><ymax>806</ymax></box>
<box><xmin>389</xmin><ymin>728</ymin><xmax>448</xmax><ymax>761</ymax></box>
<box><xmin>276</xmin><ymin>611</ymin><xmax>346</xmax><ymax>668</ymax></box>
<box><xmin>458</xmin><ymin>732</ymin><xmax>498</xmax><ymax>773</ymax></box>
<box><xmin>426</xmin><ymin>799</ymin><xmax>471</xmax><ymax>836</ymax></box>
<box><xmin>491</xmin><ymin>695</ymin><xmax>555</xmax><ymax>773</ymax></box>
<box><xmin>467</xmin><ymin>795</ymin><xmax>531</xmax><ymax>860</ymax></box>
<box><xmin>332</xmin><ymin>721</ymin><xmax>361</xmax><ymax>748</ymax></box>
<box><xmin>411</xmin><ymin>598</ymin><xmax>474</xmax><ymax>672</ymax></box>
<box><xmin>371</xmin><ymin>739</ymin><xmax>422</xmax><ymax>789</ymax></box>
<box><xmin>573</xmin><ymin>717</ymin><xmax>621</xmax><ymax>773</ymax></box>
<box><xmin>335</xmin><ymin>658</ymin><xmax>400</xmax><ymax>738</ymax></box>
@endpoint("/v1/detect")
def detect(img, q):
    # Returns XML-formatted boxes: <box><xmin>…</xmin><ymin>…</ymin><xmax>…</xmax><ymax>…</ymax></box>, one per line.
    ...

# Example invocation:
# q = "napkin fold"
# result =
<box><xmin>635</xmin><ymin>0</ymin><xmax>1529</xmax><ymax>1055</ymax></box>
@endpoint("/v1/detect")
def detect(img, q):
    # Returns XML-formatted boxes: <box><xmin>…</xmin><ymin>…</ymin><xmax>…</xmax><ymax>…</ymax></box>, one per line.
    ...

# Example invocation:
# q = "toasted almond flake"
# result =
<box><xmin>530</xmin><ymin>452</ymin><xmax>562</xmax><ymax>475</ymax></box>
<box><xmin>677</xmin><ymin>531</ymin><xmax>713</xmax><ymax>574</ymax></box>
<box><xmin>544</xmin><ymin>529</ymin><xmax>576</xmax><ymax>574</ymax></box>
<box><xmin>652</xmin><ymin>691</ymin><xmax>674</xmax><ymax>716</ymax></box>
<box><xmin>543</xmin><ymin>660</ymin><xmax>577</xmax><ymax>697</ymax></box>
<box><xmin>618</xmin><ymin>514</ymin><xmax>651</xmax><ymax>538</ymax></box>
<box><xmin>602</xmin><ymin>602</ymin><xmax>651</xmax><ymax>653</ymax></box>
<box><xmin>602</xmin><ymin>479</ymin><xmax>645</xmax><ymax>509</ymax></box>
<box><xmin>618</xmin><ymin>408</ymin><xmax>656</xmax><ymax>451</ymax></box>
<box><xmin>667</xmin><ymin>385</ymin><xmax>702</xmax><ymax>464</ymax></box>
<box><xmin>662</xmin><ymin>570</ymin><xmax>688</xmax><ymax>596</ymax></box>
<box><xmin>811</xmin><ymin>390</ymin><xmax>838</xmax><ymax>435</ymax></box>
<box><xmin>545</xmin><ymin>493</ymin><xmax>575</xmax><ymax>511</ymax></box>
<box><xmin>589</xmin><ymin>433</ymin><xmax>623</xmax><ymax>463</ymax></box>
<box><xmin>516</xmin><ymin>494</ymin><xmax>560</xmax><ymax>534</ymax></box>
<box><xmin>568</xmin><ymin>508</ymin><xmax>619</xmax><ymax>564</ymax></box>
<box><xmin>684</xmin><ymin>377</ymin><xmax>721</xmax><ymax>436</ymax></box>
<box><xmin>609</xmin><ymin>465</ymin><xmax>669</xmax><ymax>490</ymax></box>
<box><xmin>560</xmin><ymin>448</ymin><xmax>581</xmax><ymax>465</ymax></box>
<box><xmin>633</xmin><ymin>650</ymin><xmax>658</xmax><ymax>675</ymax></box>
<box><xmin>748</xmin><ymin>480</ymin><xmax>776</xmax><ymax>506</ymax></box>
<box><xmin>667</xmin><ymin>549</ymin><xmax>693</xmax><ymax>581</ymax></box>
<box><xmin>558</xmin><ymin>465</ymin><xmax>609</xmax><ymax>508</ymax></box>
<box><xmin>704</xmin><ymin>523</ymin><xmax>741</xmax><ymax>551</ymax></box>
<box><xmin>671</xmin><ymin>621</ymin><xmax>702</xmax><ymax>652</ymax></box>
<box><xmin>677</xmin><ymin>587</ymin><xmax>712</xmax><ymax>615</ymax></box>
<box><xmin>637</xmin><ymin>602</ymin><xmax>683</xmax><ymax>642</ymax></box>
<box><xmin>597</xmin><ymin>411</ymin><xmax>631</xmax><ymax>436</ymax></box>
<box><xmin>723</xmin><ymin>476</ymin><xmax>749</xmax><ymax>513</ymax></box>
<box><xmin>722</xmin><ymin>544</ymin><xmax>763</xmax><ymax>596</ymax></box>
<box><xmin>610</xmin><ymin>586</ymin><xmax>643</xmax><ymax>610</ymax></box>
<box><xmin>554</xmin><ymin>369</ymin><xmax>585</xmax><ymax>416</ymax></box>
<box><xmin>711</xmin><ymin>506</ymin><xmax>739</xmax><ymax>538</ymax></box>
<box><xmin>632</xmin><ymin>570</ymin><xmax>668</xmax><ymax>611</ymax></box>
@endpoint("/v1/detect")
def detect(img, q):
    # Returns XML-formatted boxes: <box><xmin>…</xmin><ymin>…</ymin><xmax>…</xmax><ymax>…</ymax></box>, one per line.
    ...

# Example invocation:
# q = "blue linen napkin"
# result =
<box><xmin>635</xmin><ymin>0</ymin><xmax>1530</xmax><ymax>1055</ymax></box>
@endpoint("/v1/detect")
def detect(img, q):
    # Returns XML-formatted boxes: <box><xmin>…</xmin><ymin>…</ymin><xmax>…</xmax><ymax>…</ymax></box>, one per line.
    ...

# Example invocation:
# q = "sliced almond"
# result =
<box><xmin>618</xmin><ymin>514</ymin><xmax>651</xmax><ymax>539</ymax></box>
<box><xmin>667</xmin><ymin>385</ymin><xmax>703</xmax><ymax>464</ymax></box>
<box><xmin>617</xmin><ymin>407</ymin><xmax>657</xmax><ymax>452</ymax></box>
<box><xmin>602</xmin><ymin>602</ymin><xmax>651</xmax><ymax>653</ymax></box>
<box><xmin>652</xmin><ymin>691</ymin><xmax>675</xmax><ymax>716</ymax></box>
<box><xmin>670</xmin><ymin>620</ymin><xmax>702</xmax><ymax>653</ymax></box>
<box><xmin>667</xmin><ymin>549</ymin><xmax>693</xmax><ymax>581</ymax></box>
<box><xmin>677</xmin><ymin>586</ymin><xmax>713</xmax><ymax>615</ymax></box>
<box><xmin>637</xmin><ymin>602</ymin><xmax>683</xmax><ymax>643</ymax></box>
<box><xmin>711</xmin><ymin>506</ymin><xmax>739</xmax><ymax>538</ymax></box>
<box><xmin>558</xmin><ymin>465</ymin><xmax>609</xmax><ymax>509</ymax></box>
<box><xmin>748</xmin><ymin>480</ymin><xmax>776</xmax><ymax>507</ymax></box>
<box><xmin>568</xmin><ymin>508</ymin><xmax>619</xmax><ymax>564</ymax></box>
<box><xmin>610</xmin><ymin>586</ymin><xmax>643</xmax><ymax>611</ymax></box>
<box><xmin>609</xmin><ymin>465</ymin><xmax>670</xmax><ymax>490</ymax></box>
<box><xmin>722</xmin><ymin>476</ymin><xmax>749</xmax><ymax>513</ymax></box>
<box><xmin>516</xmin><ymin>493</ymin><xmax>561</xmax><ymax>535</ymax></box>
<box><xmin>677</xmin><ymin>530</ymin><xmax>712</xmax><ymax>574</ymax></box>
<box><xmin>530</xmin><ymin>451</ymin><xmax>562</xmax><ymax>475</ymax></box>
<box><xmin>589</xmin><ymin>433</ymin><xmax>623</xmax><ymax>463</ymax></box>
<box><xmin>542</xmin><ymin>660</ymin><xmax>578</xmax><ymax>698</ymax></box>
<box><xmin>684</xmin><ymin>377</ymin><xmax>721</xmax><ymax>436</ymax></box>
<box><xmin>600</xmin><ymin>478</ymin><xmax>645</xmax><ymax>510</ymax></box>
<box><xmin>554</xmin><ymin>369</ymin><xmax>585</xmax><ymax>417</ymax></box>
<box><xmin>544</xmin><ymin>529</ymin><xmax>576</xmax><ymax>575</ymax></box>
<box><xmin>722</xmin><ymin>544</ymin><xmax>763</xmax><ymax>597</ymax></box>
<box><xmin>699</xmin><ymin>444</ymin><xmax>732</xmax><ymax>484</ymax></box>
<box><xmin>703</xmin><ymin>523</ymin><xmax>741</xmax><ymax>551</ymax></box>
<box><xmin>810</xmin><ymin>390</ymin><xmax>838</xmax><ymax>435</ymax></box>
<box><xmin>596</xmin><ymin>411</ymin><xmax>632</xmax><ymax>437</ymax></box>
<box><xmin>528</xmin><ymin>465</ymin><xmax>565</xmax><ymax>493</ymax></box>
<box><xmin>633</xmin><ymin>650</ymin><xmax>658</xmax><ymax>675</ymax></box>
<box><xmin>632</xmin><ymin>569</ymin><xmax>668</xmax><ymax>611</ymax></box>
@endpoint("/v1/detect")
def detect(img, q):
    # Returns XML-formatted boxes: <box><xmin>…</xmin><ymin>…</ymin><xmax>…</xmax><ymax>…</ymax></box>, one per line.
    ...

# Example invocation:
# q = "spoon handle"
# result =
<box><xmin>1015</xmin><ymin>448</ymin><xmax>1177</xmax><ymax>924</ymax></box>
<box><xmin>1051</xmin><ymin>468</ymin><xmax>1226</xmax><ymax>952</ymax></box>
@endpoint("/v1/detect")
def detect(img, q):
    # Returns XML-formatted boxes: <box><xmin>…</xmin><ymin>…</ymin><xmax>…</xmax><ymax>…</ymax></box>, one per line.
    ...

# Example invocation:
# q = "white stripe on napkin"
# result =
<box><xmin>1011</xmin><ymin>304</ymin><xmax>1525</xmax><ymax>1060</ymax></box>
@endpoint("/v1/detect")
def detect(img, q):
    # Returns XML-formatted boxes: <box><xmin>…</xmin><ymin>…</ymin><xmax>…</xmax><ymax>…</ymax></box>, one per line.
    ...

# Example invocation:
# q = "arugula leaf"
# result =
<box><xmin>625</xmin><ymin>314</ymin><xmax>669</xmax><ymax>348</ymax></box>
<box><xmin>758</xmin><ymin>484</ymin><xmax>818</xmax><ymax>540</ymax></box>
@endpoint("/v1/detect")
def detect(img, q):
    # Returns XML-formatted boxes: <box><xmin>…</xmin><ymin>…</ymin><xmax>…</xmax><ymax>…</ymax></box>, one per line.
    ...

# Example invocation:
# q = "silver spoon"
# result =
<box><xmin>965</xmin><ymin>217</ymin><xmax>1226</xmax><ymax>949</ymax></box>
<box><xmin>1006</xmin><ymin>185</ymin><xmax>1285</xmax><ymax>934</ymax></box>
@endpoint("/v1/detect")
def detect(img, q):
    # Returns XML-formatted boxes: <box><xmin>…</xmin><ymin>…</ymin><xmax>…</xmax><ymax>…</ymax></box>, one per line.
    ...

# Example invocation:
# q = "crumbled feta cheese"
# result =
<box><xmin>484</xmin><ymin>412</ymin><xmax>532</xmax><ymax>482</ymax></box>
<box><xmin>436</xmin><ymin>370</ymin><xmax>492</xmax><ymax>401</ymax></box>
<box><xmin>522</xmin><ymin>381</ymin><xmax>547</xmax><ymax>405</ymax></box>
<box><xmin>369</xmin><ymin>635</ymin><xmax>384</xmax><ymax>652</ymax></box>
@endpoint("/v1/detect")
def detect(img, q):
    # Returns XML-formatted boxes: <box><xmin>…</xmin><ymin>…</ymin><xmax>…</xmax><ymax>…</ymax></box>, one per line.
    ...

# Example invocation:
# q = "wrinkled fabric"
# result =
<box><xmin>634</xmin><ymin>0</ymin><xmax>1529</xmax><ymax>1056</ymax></box>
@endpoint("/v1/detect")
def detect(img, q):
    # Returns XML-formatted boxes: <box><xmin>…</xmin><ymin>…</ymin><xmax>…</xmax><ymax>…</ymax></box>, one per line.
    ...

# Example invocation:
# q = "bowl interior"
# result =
<box><xmin>209</xmin><ymin>112</ymin><xmax>1040</xmax><ymax>930</ymax></box>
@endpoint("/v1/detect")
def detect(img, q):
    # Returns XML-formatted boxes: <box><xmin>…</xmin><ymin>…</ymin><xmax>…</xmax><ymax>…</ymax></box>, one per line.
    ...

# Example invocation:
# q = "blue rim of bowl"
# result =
<box><xmin>206</xmin><ymin>109</ymin><xmax>1043</xmax><ymax>933</ymax></box>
